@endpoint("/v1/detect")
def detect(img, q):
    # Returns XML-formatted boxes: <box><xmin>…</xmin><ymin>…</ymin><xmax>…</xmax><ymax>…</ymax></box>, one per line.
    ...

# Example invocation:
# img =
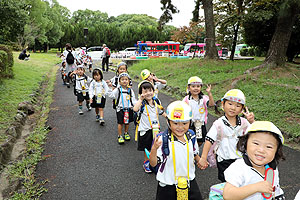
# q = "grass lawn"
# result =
<box><xmin>128</xmin><ymin>58</ymin><xmax>300</xmax><ymax>140</ymax></box>
<box><xmin>0</xmin><ymin>52</ymin><xmax>60</xmax><ymax>135</ymax></box>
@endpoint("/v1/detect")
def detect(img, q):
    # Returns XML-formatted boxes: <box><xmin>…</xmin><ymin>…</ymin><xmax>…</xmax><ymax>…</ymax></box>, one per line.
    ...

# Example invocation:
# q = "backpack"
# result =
<box><xmin>153</xmin><ymin>129</ymin><xmax>196</xmax><ymax>174</ymax></box>
<box><xmin>73</xmin><ymin>74</ymin><xmax>88</xmax><ymax>96</ymax></box>
<box><xmin>207</xmin><ymin>118</ymin><xmax>248</xmax><ymax>168</ymax></box>
<box><xmin>134</xmin><ymin>97</ymin><xmax>163</xmax><ymax>141</ymax></box>
<box><xmin>66</xmin><ymin>50</ymin><xmax>75</xmax><ymax>64</ymax></box>
<box><xmin>209</xmin><ymin>182</ymin><xmax>225</xmax><ymax>199</ymax></box>
<box><xmin>105</xmin><ymin>47</ymin><xmax>111</xmax><ymax>57</ymax></box>
<box><xmin>112</xmin><ymin>87</ymin><xmax>133</xmax><ymax>109</ymax></box>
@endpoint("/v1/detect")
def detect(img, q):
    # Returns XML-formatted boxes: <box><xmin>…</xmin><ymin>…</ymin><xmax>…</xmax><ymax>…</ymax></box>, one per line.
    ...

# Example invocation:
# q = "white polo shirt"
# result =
<box><xmin>206</xmin><ymin>116</ymin><xmax>250</xmax><ymax>162</ymax></box>
<box><xmin>156</xmin><ymin>131</ymin><xmax>199</xmax><ymax>186</ymax></box>
<box><xmin>138</xmin><ymin>100</ymin><xmax>164</xmax><ymax>133</ymax></box>
<box><xmin>183</xmin><ymin>94</ymin><xmax>209</xmax><ymax>124</ymax></box>
<box><xmin>89</xmin><ymin>80</ymin><xmax>109</xmax><ymax>99</ymax></box>
<box><xmin>74</xmin><ymin>74</ymin><xmax>92</xmax><ymax>92</ymax></box>
<box><xmin>108</xmin><ymin>86</ymin><xmax>137</xmax><ymax>111</ymax></box>
<box><xmin>224</xmin><ymin>157</ymin><xmax>284</xmax><ymax>200</ymax></box>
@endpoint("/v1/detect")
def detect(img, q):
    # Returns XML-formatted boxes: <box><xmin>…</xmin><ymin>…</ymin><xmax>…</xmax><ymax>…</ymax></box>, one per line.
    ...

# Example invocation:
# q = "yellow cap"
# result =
<box><xmin>166</xmin><ymin>101</ymin><xmax>192</xmax><ymax>122</ymax></box>
<box><xmin>188</xmin><ymin>76</ymin><xmax>203</xmax><ymax>85</ymax></box>
<box><xmin>245</xmin><ymin>121</ymin><xmax>284</xmax><ymax>144</ymax></box>
<box><xmin>222</xmin><ymin>89</ymin><xmax>246</xmax><ymax>105</ymax></box>
<box><xmin>141</xmin><ymin>69</ymin><xmax>151</xmax><ymax>80</ymax></box>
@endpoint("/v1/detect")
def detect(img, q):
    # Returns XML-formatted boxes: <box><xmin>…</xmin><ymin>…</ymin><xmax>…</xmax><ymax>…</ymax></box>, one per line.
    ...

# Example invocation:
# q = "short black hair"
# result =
<box><xmin>237</xmin><ymin>132</ymin><xmax>285</xmax><ymax>163</ymax></box>
<box><xmin>139</xmin><ymin>82</ymin><xmax>154</xmax><ymax>94</ymax></box>
<box><xmin>92</xmin><ymin>69</ymin><xmax>103</xmax><ymax>80</ymax></box>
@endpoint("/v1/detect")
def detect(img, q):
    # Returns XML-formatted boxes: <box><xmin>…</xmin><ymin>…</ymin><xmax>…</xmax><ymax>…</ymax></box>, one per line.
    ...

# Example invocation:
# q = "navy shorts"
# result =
<box><xmin>91</xmin><ymin>96</ymin><xmax>106</xmax><ymax>108</ymax></box>
<box><xmin>116</xmin><ymin>109</ymin><xmax>133</xmax><ymax>124</ymax></box>
<box><xmin>77</xmin><ymin>92</ymin><xmax>90</xmax><ymax>102</ymax></box>
<box><xmin>137</xmin><ymin>129</ymin><xmax>153</xmax><ymax>151</ymax></box>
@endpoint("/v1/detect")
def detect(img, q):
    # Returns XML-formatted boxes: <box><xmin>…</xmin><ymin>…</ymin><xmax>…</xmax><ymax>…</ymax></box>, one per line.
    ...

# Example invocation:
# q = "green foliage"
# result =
<box><xmin>0</xmin><ymin>45</ymin><xmax>14</xmax><ymax>80</ymax></box>
<box><xmin>0</xmin><ymin>52</ymin><xmax>60</xmax><ymax>132</ymax></box>
<box><xmin>128</xmin><ymin>58</ymin><xmax>300</xmax><ymax>139</ymax></box>
<box><xmin>240</xmin><ymin>48</ymin><xmax>248</xmax><ymax>56</ymax></box>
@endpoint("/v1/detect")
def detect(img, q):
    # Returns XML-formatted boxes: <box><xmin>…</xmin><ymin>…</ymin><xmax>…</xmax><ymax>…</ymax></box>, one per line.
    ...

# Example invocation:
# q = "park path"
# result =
<box><xmin>36</xmin><ymin>69</ymin><xmax>300</xmax><ymax>199</ymax></box>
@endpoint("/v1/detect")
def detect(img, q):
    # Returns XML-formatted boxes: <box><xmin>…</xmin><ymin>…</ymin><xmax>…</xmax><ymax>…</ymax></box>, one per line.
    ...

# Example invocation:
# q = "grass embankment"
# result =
<box><xmin>0</xmin><ymin>52</ymin><xmax>60</xmax><ymax>199</ymax></box>
<box><xmin>128</xmin><ymin>58</ymin><xmax>300</xmax><ymax>141</ymax></box>
<box><xmin>0</xmin><ymin>52</ymin><xmax>60</xmax><ymax>134</ymax></box>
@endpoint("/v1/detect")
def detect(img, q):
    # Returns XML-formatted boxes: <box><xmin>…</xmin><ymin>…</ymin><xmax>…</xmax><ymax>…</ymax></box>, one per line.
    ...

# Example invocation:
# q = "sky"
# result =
<box><xmin>56</xmin><ymin>0</ymin><xmax>203</xmax><ymax>27</ymax></box>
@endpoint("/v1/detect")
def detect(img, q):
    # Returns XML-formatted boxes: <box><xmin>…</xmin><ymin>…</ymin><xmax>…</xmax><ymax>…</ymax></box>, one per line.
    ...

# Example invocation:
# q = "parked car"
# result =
<box><xmin>119</xmin><ymin>47</ymin><xmax>137</xmax><ymax>58</ymax></box>
<box><xmin>87</xmin><ymin>46</ymin><xmax>103</xmax><ymax>61</ymax></box>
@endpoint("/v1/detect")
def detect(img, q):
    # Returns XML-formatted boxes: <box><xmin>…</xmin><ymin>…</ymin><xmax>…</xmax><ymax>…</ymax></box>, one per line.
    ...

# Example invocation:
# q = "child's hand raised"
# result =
<box><xmin>152</xmin><ymin>135</ymin><xmax>162</xmax><ymax>150</ymax></box>
<box><xmin>206</xmin><ymin>84</ymin><xmax>212</xmax><ymax>94</ymax></box>
<box><xmin>139</xmin><ymin>94</ymin><xmax>145</xmax><ymax>101</ymax></box>
<box><xmin>242</xmin><ymin>107</ymin><xmax>255</xmax><ymax>124</ymax></box>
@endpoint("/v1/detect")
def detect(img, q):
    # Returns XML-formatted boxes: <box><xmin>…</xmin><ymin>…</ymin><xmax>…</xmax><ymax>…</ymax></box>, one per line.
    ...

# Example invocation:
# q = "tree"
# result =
<box><xmin>159</xmin><ymin>0</ymin><xmax>218</xmax><ymax>59</ymax></box>
<box><xmin>0</xmin><ymin>0</ymin><xmax>28</xmax><ymax>47</ymax></box>
<box><xmin>202</xmin><ymin>0</ymin><xmax>218</xmax><ymax>59</ymax></box>
<box><xmin>264</xmin><ymin>0</ymin><xmax>300</xmax><ymax>66</ymax></box>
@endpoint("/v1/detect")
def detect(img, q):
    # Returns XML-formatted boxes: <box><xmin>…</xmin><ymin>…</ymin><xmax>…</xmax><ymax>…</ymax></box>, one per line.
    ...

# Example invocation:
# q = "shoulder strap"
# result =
<box><xmin>187</xmin><ymin>129</ymin><xmax>196</xmax><ymax>147</ymax></box>
<box><xmin>128</xmin><ymin>88</ymin><xmax>133</xmax><ymax>106</ymax></box>
<box><xmin>183</xmin><ymin>96</ymin><xmax>189</xmax><ymax>104</ymax></box>
<box><xmin>161</xmin><ymin>129</ymin><xmax>170</xmax><ymax>156</ymax></box>
<box><xmin>115</xmin><ymin>88</ymin><xmax>121</xmax><ymax>106</ymax></box>
<box><xmin>214</xmin><ymin>119</ymin><xmax>224</xmax><ymax>142</ymax></box>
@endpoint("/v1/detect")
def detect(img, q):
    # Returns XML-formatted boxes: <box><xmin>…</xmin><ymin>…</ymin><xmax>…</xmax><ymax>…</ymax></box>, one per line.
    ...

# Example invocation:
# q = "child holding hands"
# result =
<box><xmin>150</xmin><ymin>101</ymin><xmax>203</xmax><ymax>200</ymax></box>
<box><xmin>223</xmin><ymin>121</ymin><xmax>285</xmax><ymax>200</ymax></box>
<box><xmin>70</xmin><ymin>65</ymin><xmax>93</xmax><ymax>115</ymax></box>
<box><xmin>199</xmin><ymin>89</ymin><xmax>255</xmax><ymax>182</ymax></box>
<box><xmin>108</xmin><ymin>73</ymin><xmax>137</xmax><ymax>144</ymax></box>
<box><xmin>133</xmin><ymin>80</ymin><xmax>165</xmax><ymax>173</ymax></box>
<box><xmin>89</xmin><ymin>68</ymin><xmax>109</xmax><ymax>125</ymax></box>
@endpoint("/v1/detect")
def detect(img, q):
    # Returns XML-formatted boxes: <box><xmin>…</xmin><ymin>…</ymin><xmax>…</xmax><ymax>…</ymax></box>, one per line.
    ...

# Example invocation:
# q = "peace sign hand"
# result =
<box><xmin>242</xmin><ymin>106</ymin><xmax>255</xmax><ymax>124</ymax></box>
<box><xmin>206</xmin><ymin>84</ymin><xmax>212</xmax><ymax>94</ymax></box>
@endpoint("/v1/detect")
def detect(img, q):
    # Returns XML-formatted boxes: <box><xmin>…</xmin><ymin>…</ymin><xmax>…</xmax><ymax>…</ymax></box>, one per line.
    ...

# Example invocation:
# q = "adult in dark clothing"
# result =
<box><xmin>18</xmin><ymin>47</ymin><xmax>30</xmax><ymax>60</ymax></box>
<box><xmin>102</xmin><ymin>44</ymin><xmax>110</xmax><ymax>72</ymax></box>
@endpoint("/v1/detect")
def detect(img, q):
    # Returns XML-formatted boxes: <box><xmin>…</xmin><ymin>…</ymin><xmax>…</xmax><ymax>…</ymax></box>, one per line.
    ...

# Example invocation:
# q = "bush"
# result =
<box><xmin>248</xmin><ymin>47</ymin><xmax>255</xmax><ymax>56</ymax></box>
<box><xmin>0</xmin><ymin>44</ymin><xmax>14</xmax><ymax>80</ymax></box>
<box><xmin>240</xmin><ymin>48</ymin><xmax>248</xmax><ymax>56</ymax></box>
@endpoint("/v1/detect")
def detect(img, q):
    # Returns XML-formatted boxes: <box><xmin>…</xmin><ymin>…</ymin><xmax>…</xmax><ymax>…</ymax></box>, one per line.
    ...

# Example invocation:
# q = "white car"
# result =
<box><xmin>119</xmin><ymin>47</ymin><xmax>137</xmax><ymax>58</ymax></box>
<box><xmin>87</xmin><ymin>46</ymin><xmax>103</xmax><ymax>61</ymax></box>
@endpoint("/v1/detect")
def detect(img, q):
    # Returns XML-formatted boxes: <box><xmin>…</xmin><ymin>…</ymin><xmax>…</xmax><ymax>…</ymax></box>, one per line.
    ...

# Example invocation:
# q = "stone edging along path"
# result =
<box><xmin>0</xmin><ymin>75</ymin><xmax>51</xmax><ymax>199</ymax></box>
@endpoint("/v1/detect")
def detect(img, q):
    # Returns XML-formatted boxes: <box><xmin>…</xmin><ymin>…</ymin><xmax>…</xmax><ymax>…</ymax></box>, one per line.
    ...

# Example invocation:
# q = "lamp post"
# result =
<box><xmin>84</xmin><ymin>28</ymin><xmax>88</xmax><ymax>52</ymax></box>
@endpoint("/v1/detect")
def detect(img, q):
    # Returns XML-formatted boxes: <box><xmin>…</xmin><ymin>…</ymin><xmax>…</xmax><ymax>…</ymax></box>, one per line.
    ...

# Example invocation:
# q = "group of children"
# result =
<box><xmin>59</xmin><ymin>43</ymin><xmax>286</xmax><ymax>199</ymax></box>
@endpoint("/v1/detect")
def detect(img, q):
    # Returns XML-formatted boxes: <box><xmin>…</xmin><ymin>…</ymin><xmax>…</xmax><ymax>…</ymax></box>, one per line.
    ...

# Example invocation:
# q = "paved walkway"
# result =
<box><xmin>36</xmin><ymin>70</ymin><xmax>300</xmax><ymax>199</ymax></box>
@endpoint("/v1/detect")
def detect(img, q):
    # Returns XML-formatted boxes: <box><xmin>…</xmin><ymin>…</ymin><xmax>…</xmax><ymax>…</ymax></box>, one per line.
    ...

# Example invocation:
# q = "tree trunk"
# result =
<box><xmin>264</xmin><ymin>1</ymin><xmax>299</xmax><ymax>66</ymax></box>
<box><xmin>230</xmin><ymin>23</ymin><xmax>239</xmax><ymax>61</ymax></box>
<box><xmin>202</xmin><ymin>0</ymin><xmax>218</xmax><ymax>59</ymax></box>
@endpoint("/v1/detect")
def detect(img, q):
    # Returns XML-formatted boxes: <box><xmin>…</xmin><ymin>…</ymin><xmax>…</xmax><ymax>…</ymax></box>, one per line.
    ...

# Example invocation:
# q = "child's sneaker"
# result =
<box><xmin>124</xmin><ymin>132</ymin><xmax>130</xmax><ymax>141</ymax></box>
<box><xmin>79</xmin><ymin>109</ymin><xmax>83</xmax><ymax>115</ymax></box>
<box><xmin>118</xmin><ymin>135</ymin><xmax>125</xmax><ymax>144</ymax></box>
<box><xmin>87</xmin><ymin>104</ymin><xmax>92</xmax><ymax>111</ymax></box>
<box><xmin>96</xmin><ymin>115</ymin><xmax>100</xmax><ymax>122</ymax></box>
<box><xmin>66</xmin><ymin>83</ymin><xmax>70</xmax><ymax>88</ymax></box>
<box><xmin>99</xmin><ymin>118</ymin><xmax>105</xmax><ymax>126</ymax></box>
<box><xmin>143</xmin><ymin>160</ymin><xmax>152</xmax><ymax>173</ymax></box>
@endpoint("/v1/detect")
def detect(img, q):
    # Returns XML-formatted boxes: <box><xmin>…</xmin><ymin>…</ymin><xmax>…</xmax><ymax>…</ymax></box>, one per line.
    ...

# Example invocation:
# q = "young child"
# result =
<box><xmin>199</xmin><ymin>89</ymin><xmax>255</xmax><ymax>182</ymax></box>
<box><xmin>63</xmin><ymin>43</ymin><xmax>77</xmax><ymax>88</ymax></box>
<box><xmin>60</xmin><ymin>61</ymin><xmax>67</xmax><ymax>85</ymax></box>
<box><xmin>133</xmin><ymin>81</ymin><xmax>165</xmax><ymax>173</ymax></box>
<box><xmin>108</xmin><ymin>73</ymin><xmax>137</xmax><ymax>144</ymax></box>
<box><xmin>183</xmin><ymin>76</ymin><xmax>215</xmax><ymax>146</ymax></box>
<box><xmin>149</xmin><ymin>101</ymin><xmax>203</xmax><ymax>200</ymax></box>
<box><xmin>140</xmin><ymin>69</ymin><xmax>167</xmax><ymax>98</ymax></box>
<box><xmin>89</xmin><ymin>68</ymin><xmax>109</xmax><ymax>125</ymax></box>
<box><xmin>70</xmin><ymin>65</ymin><xmax>93</xmax><ymax>115</ymax></box>
<box><xmin>107</xmin><ymin>62</ymin><xmax>132</xmax><ymax>89</ymax></box>
<box><xmin>223</xmin><ymin>121</ymin><xmax>285</xmax><ymax>200</ymax></box>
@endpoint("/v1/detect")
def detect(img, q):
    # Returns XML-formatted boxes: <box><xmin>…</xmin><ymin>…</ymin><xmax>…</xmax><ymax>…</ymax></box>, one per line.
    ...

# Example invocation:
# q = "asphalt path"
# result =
<box><xmin>36</xmin><ymin>69</ymin><xmax>300</xmax><ymax>200</ymax></box>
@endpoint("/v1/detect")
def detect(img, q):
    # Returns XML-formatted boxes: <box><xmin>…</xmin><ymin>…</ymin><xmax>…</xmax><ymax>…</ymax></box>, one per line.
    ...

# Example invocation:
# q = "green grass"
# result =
<box><xmin>0</xmin><ymin>52</ymin><xmax>60</xmax><ymax>133</ymax></box>
<box><xmin>128</xmin><ymin>58</ymin><xmax>300</xmax><ymax>140</ymax></box>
